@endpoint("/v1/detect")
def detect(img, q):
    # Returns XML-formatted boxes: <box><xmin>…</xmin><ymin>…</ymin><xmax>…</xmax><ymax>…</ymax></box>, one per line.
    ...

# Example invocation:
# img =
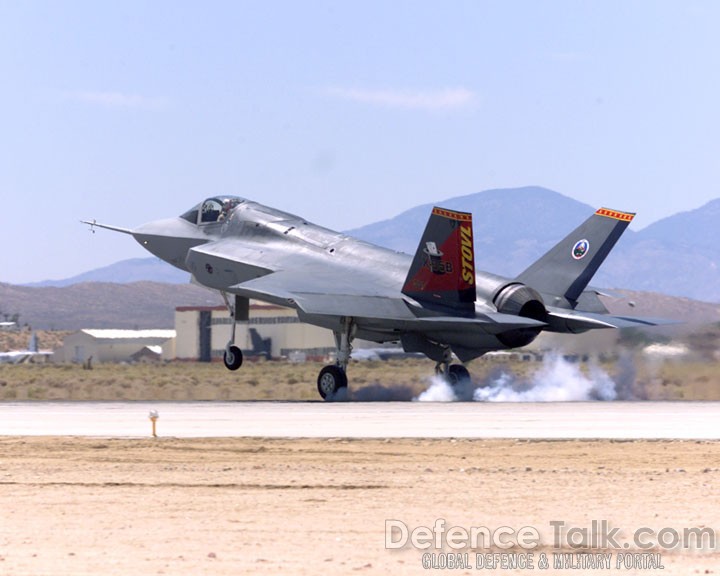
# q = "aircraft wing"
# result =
<box><xmin>232</xmin><ymin>268</ymin><xmax>415</xmax><ymax>319</ymax></box>
<box><xmin>188</xmin><ymin>239</ymin><xmax>407</xmax><ymax>317</ymax></box>
<box><xmin>231</xmin><ymin>268</ymin><xmax>545</xmax><ymax>334</ymax></box>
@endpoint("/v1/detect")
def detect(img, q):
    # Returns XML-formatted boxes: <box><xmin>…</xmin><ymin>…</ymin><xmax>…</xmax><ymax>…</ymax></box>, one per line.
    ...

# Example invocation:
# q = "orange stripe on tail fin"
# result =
<box><xmin>594</xmin><ymin>208</ymin><xmax>635</xmax><ymax>222</ymax></box>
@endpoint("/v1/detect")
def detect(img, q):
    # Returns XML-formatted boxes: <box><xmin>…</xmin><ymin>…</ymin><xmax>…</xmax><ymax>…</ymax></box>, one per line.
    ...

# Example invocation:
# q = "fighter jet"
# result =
<box><xmin>84</xmin><ymin>197</ymin><xmax>664</xmax><ymax>399</ymax></box>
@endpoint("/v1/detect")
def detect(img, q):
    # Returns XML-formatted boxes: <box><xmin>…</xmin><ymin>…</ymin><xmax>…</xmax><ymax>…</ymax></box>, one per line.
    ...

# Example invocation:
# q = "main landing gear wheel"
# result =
<box><xmin>317</xmin><ymin>365</ymin><xmax>348</xmax><ymax>400</ymax></box>
<box><xmin>223</xmin><ymin>345</ymin><xmax>243</xmax><ymax>371</ymax></box>
<box><xmin>447</xmin><ymin>364</ymin><xmax>471</xmax><ymax>386</ymax></box>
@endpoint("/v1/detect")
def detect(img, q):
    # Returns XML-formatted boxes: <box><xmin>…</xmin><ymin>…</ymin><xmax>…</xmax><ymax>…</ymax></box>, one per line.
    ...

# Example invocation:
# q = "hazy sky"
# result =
<box><xmin>2</xmin><ymin>1</ymin><xmax>719</xmax><ymax>283</ymax></box>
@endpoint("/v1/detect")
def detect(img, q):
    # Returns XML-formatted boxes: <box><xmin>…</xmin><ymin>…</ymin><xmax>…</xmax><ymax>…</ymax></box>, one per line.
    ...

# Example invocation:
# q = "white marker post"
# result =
<box><xmin>148</xmin><ymin>410</ymin><xmax>159</xmax><ymax>437</ymax></box>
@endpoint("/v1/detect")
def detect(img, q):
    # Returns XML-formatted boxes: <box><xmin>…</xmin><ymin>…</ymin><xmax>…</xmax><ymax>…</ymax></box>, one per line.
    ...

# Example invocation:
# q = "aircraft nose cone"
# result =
<box><xmin>132</xmin><ymin>218</ymin><xmax>209</xmax><ymax>271</ymax></box>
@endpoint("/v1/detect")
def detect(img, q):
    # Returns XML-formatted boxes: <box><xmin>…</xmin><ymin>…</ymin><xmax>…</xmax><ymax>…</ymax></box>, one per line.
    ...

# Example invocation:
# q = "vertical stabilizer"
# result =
<box><xmin>516</xmin><ymin>208</ymin><xmax>634</xmax><ymax>304</ymax></box>
<box><xmin>28</xmin><ymin>332</ymin><xmax>38</xmax><ymax>353</ymax></box>
<box><xmin>402</xmin><ymin>207</ymin><xmax>476</xmax><ymax>315</ymax></box>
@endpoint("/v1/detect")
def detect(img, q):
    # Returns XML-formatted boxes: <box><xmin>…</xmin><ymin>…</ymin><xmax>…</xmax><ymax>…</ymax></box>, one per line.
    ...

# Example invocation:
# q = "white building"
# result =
<box><xmin>57</xmin><ymin>329</ymin><xmax>176</xmax><ymax>364</ymax></box>
<box><xmin>175</xmin><ymin>303</ymin><xmax>335</xmax><ymax>361</ymax></box>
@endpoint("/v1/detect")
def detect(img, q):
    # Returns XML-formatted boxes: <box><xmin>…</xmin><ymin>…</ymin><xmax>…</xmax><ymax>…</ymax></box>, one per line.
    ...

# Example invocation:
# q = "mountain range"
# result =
<box><xmin>24</xmin><ymin>257</ymin><xmax>190</xmax><ymax>287</ymax></box>
<box><xmin>7</xmin><ymin>186</ymin><xmax>720</xmax><ymax>329</ymax></box>
<box><xmin>0</xmin><ymin>282</ymin><xmax>222</xmax><ymax>330</ymax></box>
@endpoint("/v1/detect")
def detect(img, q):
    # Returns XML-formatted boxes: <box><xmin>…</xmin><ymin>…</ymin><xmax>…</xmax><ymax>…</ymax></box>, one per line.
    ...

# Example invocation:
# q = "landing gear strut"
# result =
<box><xmin>434</xmin><ymin>346</ymin><xmax>454</xmax><ymax>379</ymax></box>
<box><xmin>221</xmin><ymin>292</ymin><xmax>243</xmax><ymax>371</ymax></box>
<box><xmin>317</xmin><ymin>317</ymin><xmax>354</xmax><ymax>400</ymax></box>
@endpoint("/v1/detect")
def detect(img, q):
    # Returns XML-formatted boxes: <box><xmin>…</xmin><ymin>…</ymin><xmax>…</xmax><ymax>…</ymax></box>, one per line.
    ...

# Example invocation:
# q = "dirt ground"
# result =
<box><xmin>0</xmin><ymin>437</ymin><xmax>718</xmax><ymax>575</ymax></box>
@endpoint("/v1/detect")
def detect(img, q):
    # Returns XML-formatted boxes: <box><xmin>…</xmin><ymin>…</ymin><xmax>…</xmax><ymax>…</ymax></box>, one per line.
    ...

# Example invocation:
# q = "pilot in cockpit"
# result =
<box><xmin>218</xmin><ymin>199</ymin><xmax>233</xmax><ymax>221</ymax></box>
<box><xmin>185</xmin><ymin>196</ymin><xmax>244</xmax><ymax>226</ymax></box>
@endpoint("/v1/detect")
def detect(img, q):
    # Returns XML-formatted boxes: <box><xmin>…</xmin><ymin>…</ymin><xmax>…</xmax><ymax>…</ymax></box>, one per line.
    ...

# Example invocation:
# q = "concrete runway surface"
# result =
<box><xmin>0</xmin><ymin>401</ymin><xmax>718</xmax><ymax>439</ymax></box>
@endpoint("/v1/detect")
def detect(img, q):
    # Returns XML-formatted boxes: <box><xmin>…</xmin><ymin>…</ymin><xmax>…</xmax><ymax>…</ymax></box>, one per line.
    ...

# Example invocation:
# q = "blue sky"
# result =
<box><xmin>2</xmin><ymin>1</ymin><xmax>719</xmax><ymax>283</ymax></box>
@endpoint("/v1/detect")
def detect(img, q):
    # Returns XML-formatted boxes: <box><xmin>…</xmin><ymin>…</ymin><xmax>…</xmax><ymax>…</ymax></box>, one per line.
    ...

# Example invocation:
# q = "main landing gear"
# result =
<box><xmin>221</xmin><ymin>292</ymin><xmax>243</xmax><ymax>371</ymax></box>
<box><xmin>315</xmin><ymin>320</ymin><xmax>474</xmax><ymax>401</ymax></box>
<box><xmin>316</xmin><ymin>317</ymin><xmax>354</xmax><ymax>400</ymax></box>
<box><xmin>435</xmin><ymin>347</ymin><xmax>472</xmax><ymax>387</ymax></box>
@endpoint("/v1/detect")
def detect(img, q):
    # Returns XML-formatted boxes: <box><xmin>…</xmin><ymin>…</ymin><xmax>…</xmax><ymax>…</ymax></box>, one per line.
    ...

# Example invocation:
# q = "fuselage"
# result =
<box><xmin>132</xmin><ymin>196</ymin><xmax>510</xmax><ymax>316</ymax></box>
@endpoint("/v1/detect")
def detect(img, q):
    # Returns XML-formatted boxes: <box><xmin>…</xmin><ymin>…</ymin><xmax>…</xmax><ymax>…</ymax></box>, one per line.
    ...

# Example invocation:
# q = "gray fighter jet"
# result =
<box><xmin>84</xmin><ymin>197</ymin><xmax>663</xmax><ymax>399</ymax></box>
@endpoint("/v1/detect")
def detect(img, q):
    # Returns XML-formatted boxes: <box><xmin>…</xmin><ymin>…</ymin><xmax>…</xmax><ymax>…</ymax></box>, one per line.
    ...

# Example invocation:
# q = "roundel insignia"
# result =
<box><xmin>572</xmin><ymin>239</ymin><xmax>589</xmax><ymax>260</ymax></box>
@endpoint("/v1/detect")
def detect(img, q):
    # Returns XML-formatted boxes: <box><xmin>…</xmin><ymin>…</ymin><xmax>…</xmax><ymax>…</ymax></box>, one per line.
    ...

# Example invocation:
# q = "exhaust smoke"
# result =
<box><xmin>327</xmin><ymin>351</ymin><xmax>643</xmax><ymax>402</ymax></box>
<box><xmin>471</xmin><ymin>355</ymin><xmax>617</xmax><ymax>401</ymax></box>
<box><xmin>414</xmin><ymin>352</ymin><xmax>641</xmax><ymax>402</ymax></box>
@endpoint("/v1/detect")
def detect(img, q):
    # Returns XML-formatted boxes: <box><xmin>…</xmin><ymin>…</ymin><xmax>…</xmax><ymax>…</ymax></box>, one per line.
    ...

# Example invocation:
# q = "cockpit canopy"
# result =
<box><xmin>180</xmin><ymin>196</ymin><xmax>245</xmax><ymax>225</ymax></box>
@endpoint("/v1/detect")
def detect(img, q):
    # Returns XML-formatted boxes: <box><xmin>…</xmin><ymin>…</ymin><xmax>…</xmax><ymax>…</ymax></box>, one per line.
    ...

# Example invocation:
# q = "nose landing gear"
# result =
<box><xmin>221</xmin><ymin>292</ymin><xmax>244</xmax><ymax>371</ymax></box>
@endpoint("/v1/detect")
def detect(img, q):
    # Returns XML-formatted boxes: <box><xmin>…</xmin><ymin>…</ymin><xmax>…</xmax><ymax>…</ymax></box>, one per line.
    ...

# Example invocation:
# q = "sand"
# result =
<box><xmin>0</xmin><ymin>437</ymin><xmax>718</xmax><ymax>575</ymax></box>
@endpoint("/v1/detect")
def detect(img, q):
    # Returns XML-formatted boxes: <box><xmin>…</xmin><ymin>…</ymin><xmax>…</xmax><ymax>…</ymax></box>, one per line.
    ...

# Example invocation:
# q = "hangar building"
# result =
<box><xmin>56</xmin><ymin>329</ymin><xmax>177</xmax><ymax>364</ymax></box>
<box><xmin>175</xmin><ymin>303</ymin><xmax>335</xmax><ymax>361</ymax></box>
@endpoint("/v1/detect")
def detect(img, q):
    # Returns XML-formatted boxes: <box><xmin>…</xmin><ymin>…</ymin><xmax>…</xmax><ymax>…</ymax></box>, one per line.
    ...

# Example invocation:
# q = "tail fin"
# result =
<box><xmin>402</xmin><ymin>207</ymin><xmax>476</xmax><ymax>315</ymax></box>
<box><xmin>516</xmin><ymin>208</ymin><xmax>634</xmax><ymax>304</ymax></box>
<box><xmin>28</xmin><ymin>332</ymin><xmax>38</xmax><ymax>353</ymax></box>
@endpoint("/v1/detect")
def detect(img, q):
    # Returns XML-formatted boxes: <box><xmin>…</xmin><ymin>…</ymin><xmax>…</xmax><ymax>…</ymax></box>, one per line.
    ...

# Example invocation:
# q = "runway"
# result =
<box><xmin>0</xmin><ymin>401</ymin><xmax>718</xmax><ymax>439</ymax></box>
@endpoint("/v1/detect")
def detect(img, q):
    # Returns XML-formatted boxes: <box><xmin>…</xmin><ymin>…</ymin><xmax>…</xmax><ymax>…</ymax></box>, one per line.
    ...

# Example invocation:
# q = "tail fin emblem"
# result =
<box><xmin>423</xmin><ymin>242</ymin><xmax>448</xmax><ymax>274</ymax></box>
<box><xmin>572</xmin><ymin>239</ymin><xmax>589</xmax><ymax>260</ymax></box>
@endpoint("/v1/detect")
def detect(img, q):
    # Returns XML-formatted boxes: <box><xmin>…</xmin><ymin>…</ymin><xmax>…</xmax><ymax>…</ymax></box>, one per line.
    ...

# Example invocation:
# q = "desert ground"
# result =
<box><xmin>1</xmin><ymin>356</ymin><xmax>720</xmax><ymax>575</ymax></box>
<box><xmin>2</xmin><ymin>354</ymin><xmax>720</xmax><ymax>401</ymax></box>
<box><xmin>0</xmin><ymin>437</ymin><xmax>718</xmax><ymax>575</ymax></box>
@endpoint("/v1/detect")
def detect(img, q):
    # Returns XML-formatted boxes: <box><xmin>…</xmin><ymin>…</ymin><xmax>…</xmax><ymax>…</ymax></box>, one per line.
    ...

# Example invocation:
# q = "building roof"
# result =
<box><xmin>131</xmin><ymin>345</ymin><xmax>164</xmax><ymax>356</ymax></box>
<box><xmin>80</xmin><ymin>329</ymin><xmax>176</xmax><ymax>340</ymax></box>
<box><xmin>176</xmin><ymin>301</ymin><xmax>286</xmax><ymax>312</ymax></box>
